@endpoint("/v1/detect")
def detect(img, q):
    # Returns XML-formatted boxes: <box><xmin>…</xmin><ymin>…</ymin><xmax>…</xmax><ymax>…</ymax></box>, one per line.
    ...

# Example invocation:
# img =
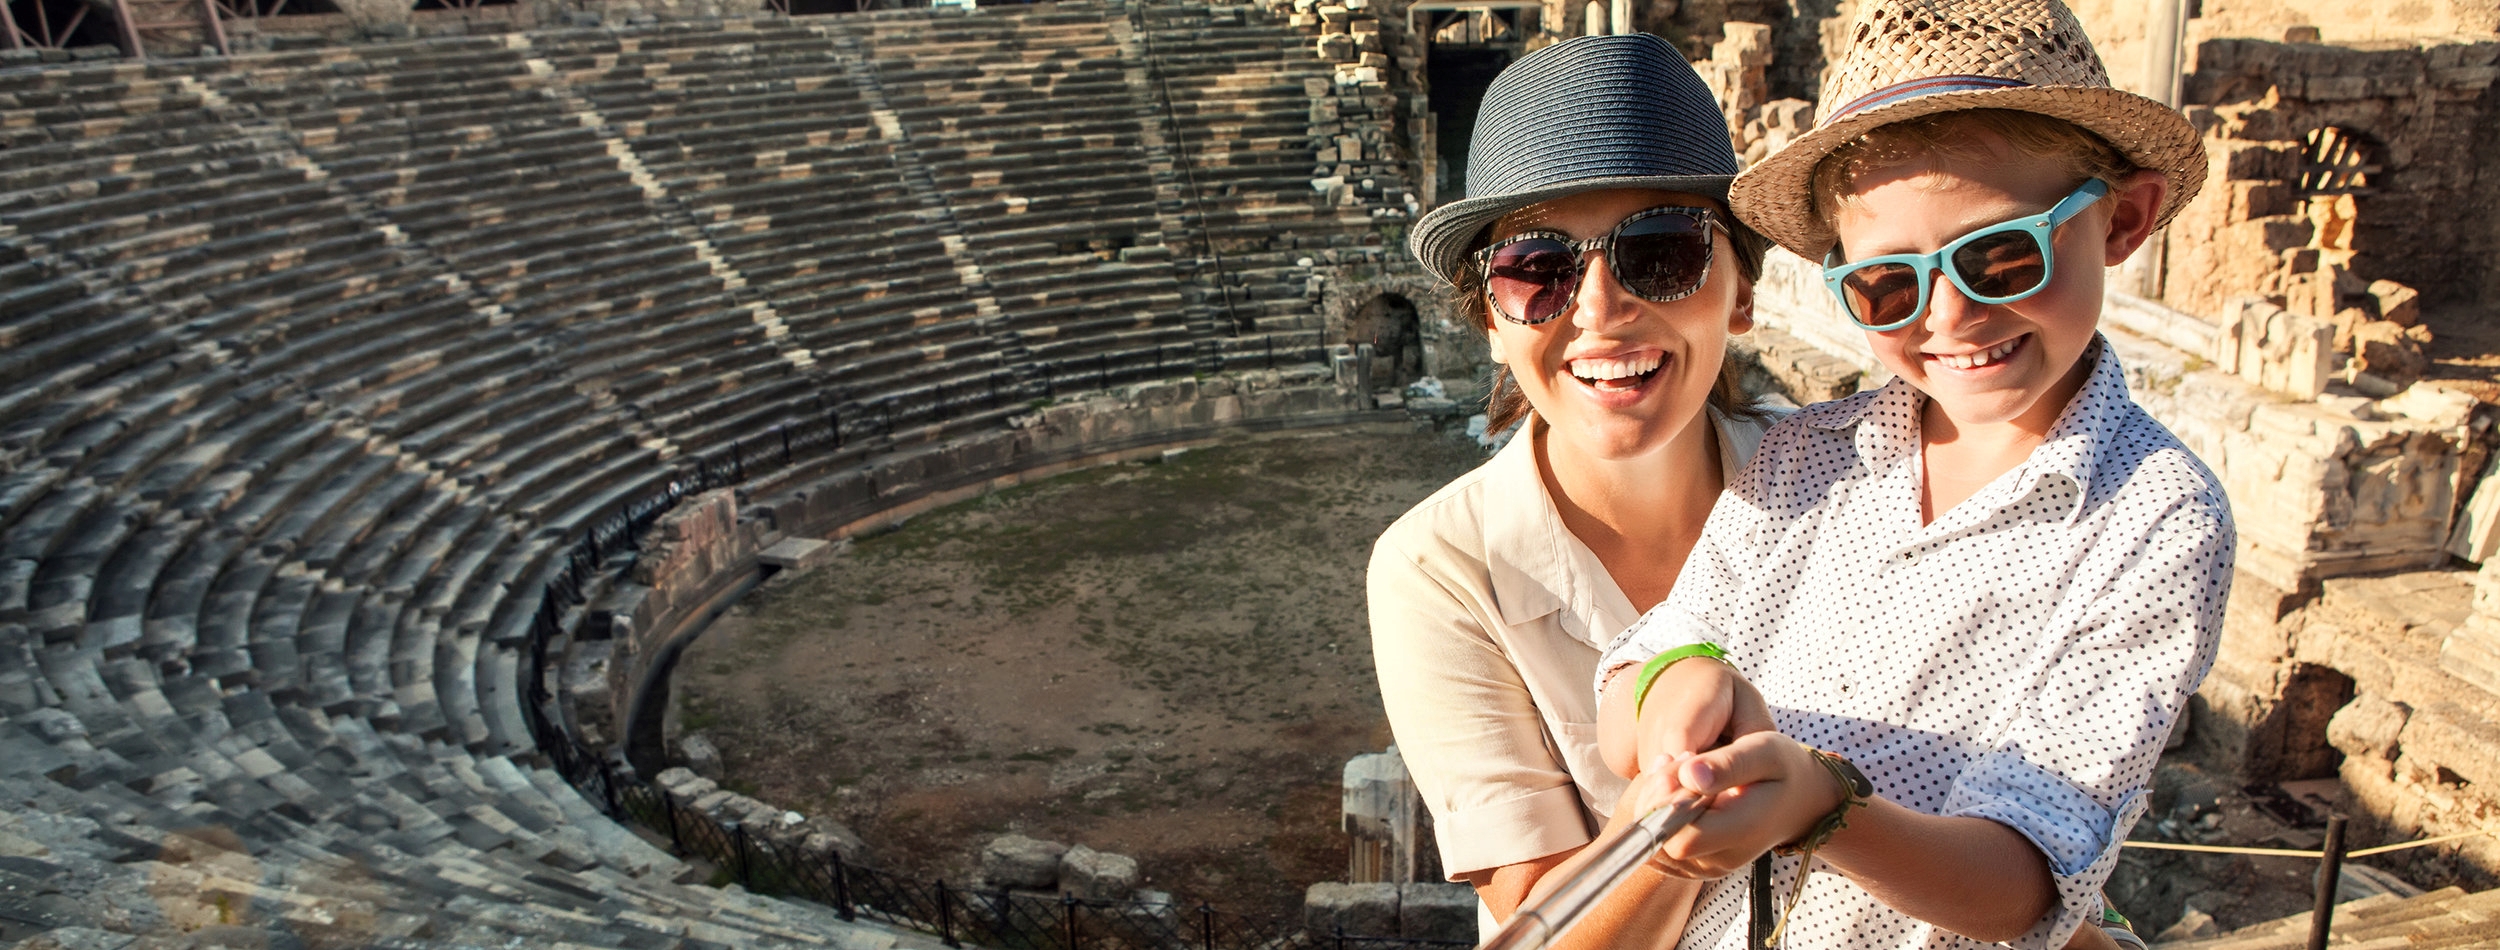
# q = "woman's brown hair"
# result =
<box><xmin>1468</xmin><ymin>209</ymin><xmax>1774</xmax><ymax>436</ymax></box>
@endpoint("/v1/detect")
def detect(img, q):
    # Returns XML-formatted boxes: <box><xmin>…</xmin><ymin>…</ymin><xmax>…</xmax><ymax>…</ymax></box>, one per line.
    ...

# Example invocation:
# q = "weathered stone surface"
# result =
<box><xmin>1057</xmin><ymin>844</ymin><xmax>1139</xmax><ymax>899</ymax></box>
<box><xmin>2351</xmin><ymin>320</ymin><xmax>2434</xmax><ymax>383</ymax></box>
<box><xmin>982</xmin><ymin>834</ymin><xmax>1068</xmax><ymax>889</ymax></box>
<box><xmin>2326</xmin><ymin>692</ymin><xmax>2411</xmax><ymax>776</ymax></box>
<box><xmin>1399</xmin><ymin>883</ymin><xmax>1475</xmax><ymax>942</ymax></box>
<box><xmin>679</xmin><ymin>733</ymin><xmax>723</xmax><ymax>780</ymax></box>
<box><xmin>2370</xmin><ymin>279</ymin><xmax>2422</xmax><ymax>326</ymax></box>
<box><xmin>1304</xmin><ymin>882</ymin><xmax>1399</xmax><ymax>938</ymax></box>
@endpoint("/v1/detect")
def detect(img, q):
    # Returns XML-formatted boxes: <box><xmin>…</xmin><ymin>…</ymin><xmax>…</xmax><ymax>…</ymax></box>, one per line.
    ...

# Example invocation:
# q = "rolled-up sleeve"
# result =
<box><xmin>1369</xmin><ymin>531</ymin><xmax>1595</xmax><ymax>878</ymax></box>
<box><xmin>1944</xmin><ymin>498</ymin><xmax>2233</xmax><ymax>949</ymax></box>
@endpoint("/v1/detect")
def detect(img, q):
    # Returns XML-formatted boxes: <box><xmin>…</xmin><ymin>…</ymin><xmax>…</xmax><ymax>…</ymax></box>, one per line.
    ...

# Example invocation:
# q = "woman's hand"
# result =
<box><xmin>1644</xmin><ymin>732</ymin><xmax>1842</xmax><ymax>879</ymax></box>
<box><xmin>1598</xmin><ymin>657</ymin><xmax>1775</xmax><ymax>782</ymax></box>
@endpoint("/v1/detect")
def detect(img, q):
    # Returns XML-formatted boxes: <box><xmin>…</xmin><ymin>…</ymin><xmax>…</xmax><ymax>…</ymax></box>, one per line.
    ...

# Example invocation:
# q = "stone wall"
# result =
<box><xmin>569</xmin><ymin>372</ymin><xmax>1376</xmax><ymax>784</ymax></box>
<box><xmin>2161</xmin><ymin>36</ymin><xmax>2500</xmax><ymax>314</ymax></box>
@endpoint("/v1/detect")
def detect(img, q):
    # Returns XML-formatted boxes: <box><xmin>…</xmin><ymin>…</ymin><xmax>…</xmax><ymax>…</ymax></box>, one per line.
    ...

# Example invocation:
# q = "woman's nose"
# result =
<box><xmin>1569</xmin><ymin>251</ymin><xmax>1639</xmax><ymax>332</ymax></box>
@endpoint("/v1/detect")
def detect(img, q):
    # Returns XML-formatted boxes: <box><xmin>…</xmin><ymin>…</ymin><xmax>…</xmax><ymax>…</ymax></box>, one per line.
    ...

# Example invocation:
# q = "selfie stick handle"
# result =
<box><xmin>1476</xmin><ymin>793</ymin><xmax>1708</xmax><ymax>950</ymax></box>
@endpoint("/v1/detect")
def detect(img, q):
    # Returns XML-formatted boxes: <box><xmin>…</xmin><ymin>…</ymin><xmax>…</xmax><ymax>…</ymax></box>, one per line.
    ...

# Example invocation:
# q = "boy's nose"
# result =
<box><xmin>1923</xmin><ymin>269</ymin><xmax>1990</xmax><ymax>332</ymax></box>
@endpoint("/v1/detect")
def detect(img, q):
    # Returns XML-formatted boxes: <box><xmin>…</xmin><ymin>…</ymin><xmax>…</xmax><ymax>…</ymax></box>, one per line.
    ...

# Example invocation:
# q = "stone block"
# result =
<box><xmin>2325</xmin><ymin>692</ymin><xmax>2409</xmax><ymax>770</ymax></box>
<box><xmin>2450</xmin><ymin>453</ymin><xmax>2500</xmax><ymax>563</ymax></box>
<box><xmin>757</xmin><ymin>537</ymin><xmax>833</xmax><ymax>572</ymax></box>
<box><xmin>1304</xmin><ymin>882</ymin><xmax>1399</xmax><ymax>938</ymax></box>
<box><xmin>2370</xmin><ymin>279</ymin><xmax>2421</xmax><ymax>327</ymax></box>
<box><xmin>2217</xmin><ymin>297</ymin><xmax>2331</xmax><ymax>399</ymax></box>
<box><xmin>2220</xmin><ymin>142</ymin><xmax>2298</xmax><ymax>181</ymax></box>
<box><xmin>982</xmin><ymin>834</ymin><xmax>1067</xmax><ymax>889</ymax></box>
<box><xmin>678</xmin><ymin>733</ymin><xmax>723</xmax><ymax>779</ymax></box>
<box><xmin>1399</xmin><ymin>883</ymin><xmax>1475</xmax><ymax>942</ymax></box>
<box><xmin>1058</xmin><ymin>845</ymin><xmax>1140</xmax><ymax>899</ymax></box>
<box><xmin>2351</xmin><ymin>321</ymin><xmax>2432</xmax><ymax>384</ymax></box>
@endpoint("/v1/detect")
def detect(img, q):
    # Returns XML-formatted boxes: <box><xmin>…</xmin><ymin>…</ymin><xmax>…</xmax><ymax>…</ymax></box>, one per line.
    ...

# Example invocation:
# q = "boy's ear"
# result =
<box><xmin>2101</xmin><ymin>168</ymin><xmax>2169</xmax><ymax>266</ymax></box>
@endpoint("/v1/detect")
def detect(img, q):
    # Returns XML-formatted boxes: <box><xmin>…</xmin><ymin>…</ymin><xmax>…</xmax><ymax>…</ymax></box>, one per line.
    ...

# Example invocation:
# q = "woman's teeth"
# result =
<box><xmin>1935</xmin><ymin>337</ymin><xmax>2022</xmax><ymax>370</ymax></box>
<box><xmin>1570</xmin><ymin>354</ymin><xmax>1662</xmax><ymax>386</ymax></box>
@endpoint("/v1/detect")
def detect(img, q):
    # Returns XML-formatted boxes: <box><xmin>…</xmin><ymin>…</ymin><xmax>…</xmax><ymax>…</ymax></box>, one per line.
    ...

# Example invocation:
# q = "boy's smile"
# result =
<box><xmin>1828</xmin><ymin>138</ymin><xmax>2163</xmax><ymax>442</ymax></box>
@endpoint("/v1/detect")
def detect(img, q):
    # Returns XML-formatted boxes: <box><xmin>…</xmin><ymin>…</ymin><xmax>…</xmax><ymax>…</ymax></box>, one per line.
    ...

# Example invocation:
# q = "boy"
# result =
<box><xmin>1588</xmin><ymin>1</ymin><xmax>2233</xmax><ymax>947</ymax></box>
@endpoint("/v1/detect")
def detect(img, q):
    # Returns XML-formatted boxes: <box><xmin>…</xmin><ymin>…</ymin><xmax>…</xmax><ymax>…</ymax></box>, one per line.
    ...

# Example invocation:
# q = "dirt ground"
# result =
<box><xmin>675</xmin><ymin>424</ymin><xmax>1486</xmax><ymax>921</ymax></box>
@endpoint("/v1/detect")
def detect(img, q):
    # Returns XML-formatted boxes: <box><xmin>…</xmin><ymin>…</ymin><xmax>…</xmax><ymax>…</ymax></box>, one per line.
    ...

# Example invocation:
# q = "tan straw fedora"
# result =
<box><xmin>1728</xmin><ymin>0</ymin><xmax>2206</xmax><ymax>260</ymax></box>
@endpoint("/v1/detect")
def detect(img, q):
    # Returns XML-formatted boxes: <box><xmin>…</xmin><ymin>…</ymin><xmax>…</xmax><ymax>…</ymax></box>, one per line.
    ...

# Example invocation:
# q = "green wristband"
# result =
<box><xmin>1630</xmin><ymin>642</ymin><xmax>1728</xmax><ymax>716</ymax></box>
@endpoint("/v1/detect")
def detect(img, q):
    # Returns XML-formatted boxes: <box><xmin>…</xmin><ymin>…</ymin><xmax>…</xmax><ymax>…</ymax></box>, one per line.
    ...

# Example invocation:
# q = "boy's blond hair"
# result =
<box><xmin>1808</xmin><ymin>108</ymin><xmax>2140</xmax><ymax>236</ymax></box>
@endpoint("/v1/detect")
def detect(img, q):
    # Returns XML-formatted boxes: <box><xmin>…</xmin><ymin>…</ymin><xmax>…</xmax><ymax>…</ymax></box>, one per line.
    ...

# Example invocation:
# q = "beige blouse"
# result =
<box><xmin>1367</xmin><ymin>409</ymin><xmax>1768</xmax><ymax>879</ymax></box>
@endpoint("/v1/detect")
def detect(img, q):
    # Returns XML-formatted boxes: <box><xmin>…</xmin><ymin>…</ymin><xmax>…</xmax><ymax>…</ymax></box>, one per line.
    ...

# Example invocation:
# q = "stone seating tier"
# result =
<box><xmin>0</xmin><ymin>2</ymin><xmax>1396</xmax><ymax>945</ymax></box>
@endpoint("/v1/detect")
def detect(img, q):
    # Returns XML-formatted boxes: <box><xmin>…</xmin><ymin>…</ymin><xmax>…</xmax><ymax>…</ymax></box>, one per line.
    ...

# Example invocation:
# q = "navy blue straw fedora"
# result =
<box><xmin>1408</xmin><ymin>34</ymin><xmax>1742</xmax><ymax>286</ymax></box>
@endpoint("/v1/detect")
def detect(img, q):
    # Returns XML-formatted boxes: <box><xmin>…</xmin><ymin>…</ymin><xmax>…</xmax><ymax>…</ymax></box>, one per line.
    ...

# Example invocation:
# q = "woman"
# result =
<box><xmin>1366</xmin><ymin>34</ymin><xmax>1772</xmax><ymax>946</ymax></box>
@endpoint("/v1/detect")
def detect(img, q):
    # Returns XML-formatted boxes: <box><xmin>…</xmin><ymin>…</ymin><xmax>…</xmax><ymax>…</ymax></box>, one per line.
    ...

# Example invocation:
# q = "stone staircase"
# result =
<box><xmin>2156</xmin><ymin>886</ymin><xmax>2500</xmax><ymax>949</ymax></box>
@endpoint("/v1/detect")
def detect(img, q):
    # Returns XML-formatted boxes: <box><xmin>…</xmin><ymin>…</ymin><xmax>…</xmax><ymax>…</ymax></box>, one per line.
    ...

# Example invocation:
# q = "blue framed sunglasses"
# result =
<box><xmin>1821</xmin><ymin>179</ymin><xmax>2107</xmax><ymax>332</ymax></box>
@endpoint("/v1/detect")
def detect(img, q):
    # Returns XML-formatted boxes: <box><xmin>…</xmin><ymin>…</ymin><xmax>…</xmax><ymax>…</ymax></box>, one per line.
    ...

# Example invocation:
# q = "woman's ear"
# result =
<box><xmin>2101</xmin><ymin>168</ymin><xmax>2168</xmax><ymax>266</ymax></box>
<box><xmin>1485</xmin><ymin>321</ymin><xmax>1512</xmax><ymax>366</ymax></box>
<box><xmin>1727</xmin><ymin>277</ymin><xmax>1756</xmax><ymax>336</ymax></box>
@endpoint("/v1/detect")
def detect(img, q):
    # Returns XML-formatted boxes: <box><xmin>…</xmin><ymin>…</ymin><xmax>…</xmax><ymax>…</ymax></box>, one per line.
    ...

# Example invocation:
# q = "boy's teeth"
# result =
<box><xmin>1938</xmin><ymin>338</ymin><xmax>2020</xmax><ymax>370</ymax></box>
<box><xmin>1569</xmin><ymin>354</ymin><xmax>1662</xmax><ymax>381</ymax></box>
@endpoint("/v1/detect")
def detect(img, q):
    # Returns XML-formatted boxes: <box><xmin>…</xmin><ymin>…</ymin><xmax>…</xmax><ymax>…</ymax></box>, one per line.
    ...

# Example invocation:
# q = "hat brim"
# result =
<box><xmin>1728</xmin><ymin>85</ymin><xmax>2207</xmax><ymax>261</ymax></box>
<box><xmin>1408</xmin><ymin>173</ymin><xmax>1736</xmax><ymax>286</ymax></box>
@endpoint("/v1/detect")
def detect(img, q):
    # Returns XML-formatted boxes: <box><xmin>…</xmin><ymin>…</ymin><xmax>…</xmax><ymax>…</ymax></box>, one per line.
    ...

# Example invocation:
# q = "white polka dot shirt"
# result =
<box><xmin>1598</xmin><ymin>337</ymin><xmax>2234</xmax><ymax>949</ymax></box>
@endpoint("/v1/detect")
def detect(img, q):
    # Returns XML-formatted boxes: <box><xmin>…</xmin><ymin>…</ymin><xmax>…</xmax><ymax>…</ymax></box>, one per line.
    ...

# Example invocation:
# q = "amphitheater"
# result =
<box><xmin>9</xmin><ymin>0</ymin><xmax>2500</xmax><ymax>946</ymax></box>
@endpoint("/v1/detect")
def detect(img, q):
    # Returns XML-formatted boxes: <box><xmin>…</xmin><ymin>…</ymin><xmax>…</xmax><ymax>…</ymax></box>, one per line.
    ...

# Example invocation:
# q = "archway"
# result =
<box><xmin>1347</xmin><ymin>293</ymin><xmax>1424</xmax><ymax>388</ymax></box>
<box><xmin>2250</xmin><ymin>662</ymin><xmax>2357</xmax><ymax>782</ymax></box>
<box><xmin>1413</xmin><ymin>4</ymin><xmax>1532</xmax><ymax>201</ymax></box>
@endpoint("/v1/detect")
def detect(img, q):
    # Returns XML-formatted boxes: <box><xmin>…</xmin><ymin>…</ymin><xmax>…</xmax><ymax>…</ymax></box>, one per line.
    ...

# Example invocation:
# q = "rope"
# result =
<box><xmin>2119</xmin><ymin>827</ymin><xmax>2496</xmax><ymax>859</ymax></box>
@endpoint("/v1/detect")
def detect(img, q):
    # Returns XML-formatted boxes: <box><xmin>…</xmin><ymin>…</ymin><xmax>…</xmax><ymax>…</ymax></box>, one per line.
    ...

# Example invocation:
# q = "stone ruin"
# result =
<box><xmin>8</xmin><ymin>0</ymin><xmax>2500</xmax><ymax>944</ymax></box>
<box><xmin>0</xmin><ymin>0</ymin><xmax>1468</xmax><ymax>945</ymax></box>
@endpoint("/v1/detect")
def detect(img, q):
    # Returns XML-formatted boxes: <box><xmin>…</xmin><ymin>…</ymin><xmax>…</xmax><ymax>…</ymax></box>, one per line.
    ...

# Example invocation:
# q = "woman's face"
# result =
<box><xmin>1484</xmin><ymin>188</ymin><xmax>1754</xmax><ymax>463</ymax></box>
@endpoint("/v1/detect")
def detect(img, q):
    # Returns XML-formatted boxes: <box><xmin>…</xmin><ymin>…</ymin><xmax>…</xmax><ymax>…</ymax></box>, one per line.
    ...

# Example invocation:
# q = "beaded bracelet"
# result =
<box><xmin>1764</xmin><ymin>748</ymin><xmax>1873</xmax><ymax>946</ymax></box>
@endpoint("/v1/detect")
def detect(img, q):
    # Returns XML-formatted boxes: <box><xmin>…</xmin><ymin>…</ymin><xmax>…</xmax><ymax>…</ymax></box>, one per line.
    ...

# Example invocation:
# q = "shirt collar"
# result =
<box><xmin>1796</xmin><ymin>335</ymin><xmax>2129</xmax><ymax>523</ymax></box>
<box><xmin>1479</xmin><ymin>410</ymin><xmax>1741</xmax><ymax>645</ymax></box>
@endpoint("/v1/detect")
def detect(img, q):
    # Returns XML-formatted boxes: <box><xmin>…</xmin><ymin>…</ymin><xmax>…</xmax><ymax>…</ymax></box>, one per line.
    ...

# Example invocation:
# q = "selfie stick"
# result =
<box><xmin>1476</xmin><ymin>792</ymin><xmax>1710</xmax><ymax>950</ymax></box>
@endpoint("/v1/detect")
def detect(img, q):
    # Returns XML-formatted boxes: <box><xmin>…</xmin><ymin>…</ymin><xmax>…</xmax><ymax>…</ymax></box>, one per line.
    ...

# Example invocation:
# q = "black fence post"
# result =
<box><xmin>662</xmin><ymin>794</ymin><xmax>683</xmax><ymax>854</ymax></box>
<box><xmin>1063</xmin><ymin>893</ymin><xmax>1079</xmax><ymax>950</ymax></box>
<box><xmin>2309</xmin><ymin>814</ymin><xmax>2348</xmax><ymax>950</ymax></box>
<box><xmin>830</xmin><ymin>851</ymin><xmax>855</xmax><ymax>921</ymax></box>
<box><xmin>937</xmin><ymin>880</ymin><xmax>959</xmax><ymax>948</ymax></box>
<box><xmin>1333</xmin><ymin>924</ymin><xmax>1345</xmax><ymax>950</ymax></box>
<box><xmin>732</xmin><ymin>823</ymin><xmax>752</xmax><ymax>887</ymax></box>
<box><xmin>780</xmin><ymin>425</ymin><xmax>791</xmax><ymax>464</ymax></box>
<box><xmin>1198</xmin><ymin>902</ymin><xmax>1215</xmax><ymax>950</ymax></box>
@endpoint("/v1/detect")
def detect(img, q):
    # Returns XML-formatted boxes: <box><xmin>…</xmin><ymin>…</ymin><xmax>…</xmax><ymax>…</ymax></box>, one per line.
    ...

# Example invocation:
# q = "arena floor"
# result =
<box><xmin>676</xmin><ymin>424</ymin><xmax>1487</xmax><ymax>919</ymax></box>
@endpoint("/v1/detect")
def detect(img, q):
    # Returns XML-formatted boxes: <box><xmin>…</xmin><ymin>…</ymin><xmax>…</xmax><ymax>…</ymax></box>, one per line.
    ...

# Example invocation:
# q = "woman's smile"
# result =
<box><xmin>1565</xmin><ymin>349</ymin><xmax>1671</xmax><ymax>407</ymax></box>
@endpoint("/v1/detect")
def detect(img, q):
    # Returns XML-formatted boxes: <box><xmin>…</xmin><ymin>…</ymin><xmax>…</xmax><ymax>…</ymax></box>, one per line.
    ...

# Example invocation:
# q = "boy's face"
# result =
<box><xmin>1829</xmin><ymin>137</ymin><xmax>2163</xmax><ymax>438</ymax></box>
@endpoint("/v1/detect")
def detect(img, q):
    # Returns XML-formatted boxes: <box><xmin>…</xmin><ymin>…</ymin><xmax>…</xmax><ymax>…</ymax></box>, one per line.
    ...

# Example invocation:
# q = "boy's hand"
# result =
<box><xmin>1645</xmin><ymin>733</ymin><xmax>1843</xmax><ymax>879</ymax></box>
<box><xmin>1599</xmin><ymin>657</ymin><xmax>1776</xmax><ymax>782</ymax></box>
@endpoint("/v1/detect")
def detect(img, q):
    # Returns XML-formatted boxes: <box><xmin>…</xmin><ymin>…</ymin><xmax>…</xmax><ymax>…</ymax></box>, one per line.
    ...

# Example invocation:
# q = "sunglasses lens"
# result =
<box><xmin>1612</xmin><ymin>213</ymin><xmax>1713</xmax><ymax>300</ymax></box>
<box><xmin>1838</xmin><ymin>262</ymin><xmax>1924</xmax><ymax>328</ymax></box>
<box><xmin>1487</xmin><ymin>239</ymin><xmax>1577</xmax><ymax>323</ymax></box>
<box><xmin>1951</xmin><ymin>229</ymin><xmax>2048</xmax><ymax>300</ymax></box>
